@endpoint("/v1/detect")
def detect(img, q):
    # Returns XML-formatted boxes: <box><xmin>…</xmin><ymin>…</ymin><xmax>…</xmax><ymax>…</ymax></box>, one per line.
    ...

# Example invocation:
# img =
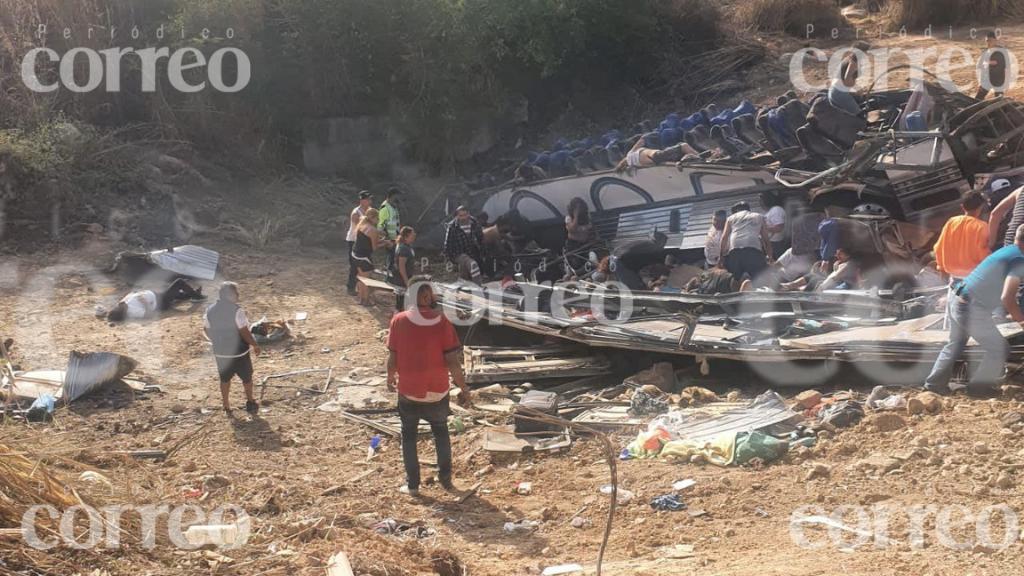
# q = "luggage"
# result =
<box><xmin>514</xmin><ymin>390</ymin><xmax>562</xmax><ymax>435</ymax></box>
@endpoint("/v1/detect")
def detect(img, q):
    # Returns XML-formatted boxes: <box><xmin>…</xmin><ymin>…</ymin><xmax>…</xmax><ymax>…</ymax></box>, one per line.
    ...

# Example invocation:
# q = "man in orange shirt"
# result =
<box><xmin>934</xmin><ymin>191</ymin><xmax>990</xmax><ymax>327</ymax></box>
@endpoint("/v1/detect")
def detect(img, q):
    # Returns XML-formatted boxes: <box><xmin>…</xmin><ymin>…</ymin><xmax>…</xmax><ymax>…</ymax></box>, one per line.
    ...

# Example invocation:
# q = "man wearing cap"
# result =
<box><xmin>924</xmin><ymin>224</ymin><xmax>1024</xmax><ymax>396</ymax></box>
<box><xmin>975</xmin><ymin>32</ymin><xmax>1007</xmax><ymax>100</ymax></box>
<box><xmin>934</xmin><ymin>191</ymin><xmax>990</xmax><ymax>328</ymax></box>
<box><xmin>347</xmin><ymin>191</ymin><xmax>372</xmax><ymax>296</ymax></box>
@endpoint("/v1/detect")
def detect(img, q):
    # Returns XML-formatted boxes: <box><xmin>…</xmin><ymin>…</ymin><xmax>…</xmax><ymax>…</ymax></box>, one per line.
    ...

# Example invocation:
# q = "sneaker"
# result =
<box><xmin>245</xmin><ymin>400</ymin><xmax>259</xmax><ymax>414</ymax></box>
<box><xmin>399</xmin><ymin>486</ymin><xmax>420</xmax><ymax>497</ymax></box>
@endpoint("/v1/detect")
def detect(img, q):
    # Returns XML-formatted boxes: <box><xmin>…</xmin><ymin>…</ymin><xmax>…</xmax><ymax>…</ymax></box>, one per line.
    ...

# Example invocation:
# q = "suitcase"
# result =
<box><xmin>514</xmin><ymin>390</ymin><xmax>561</xmax><ymax>435</ymax></box>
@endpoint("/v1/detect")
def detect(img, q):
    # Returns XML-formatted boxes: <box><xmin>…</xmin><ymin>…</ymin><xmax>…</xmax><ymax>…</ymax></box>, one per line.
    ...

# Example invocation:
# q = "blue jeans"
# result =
<box><xmin>925</xmin><ymin>297</ymin><xmax>1008</xmax><ymax>390</ymax></box>
<box><xmin>609</xmin><ymin>256</ymin><xmax>645</xmax><ymax>291</ymax></box>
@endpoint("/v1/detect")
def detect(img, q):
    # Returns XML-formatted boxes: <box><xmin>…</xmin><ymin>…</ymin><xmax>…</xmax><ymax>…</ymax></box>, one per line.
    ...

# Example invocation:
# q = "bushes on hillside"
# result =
<box><xmin>735</xmin><ymin>0</ymin><xmax>843</xmax><ymax>38</ymax></box>
<box><xmin>0</xmin><ymin>0</ymin><xmax>727</xmax><ymax>169</ymax></box>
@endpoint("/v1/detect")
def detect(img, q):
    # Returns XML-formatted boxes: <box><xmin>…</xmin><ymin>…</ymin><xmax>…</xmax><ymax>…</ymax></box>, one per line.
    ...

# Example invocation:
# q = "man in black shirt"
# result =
<box><xmin>609</xmin><ymin>232</ymin><xmax>669</xmax><ymax>291</ymax></box>
<box><xmin>976</xmin><ymin>32</ymin><xmax>1007</xmax><ymax>100</ymax></box>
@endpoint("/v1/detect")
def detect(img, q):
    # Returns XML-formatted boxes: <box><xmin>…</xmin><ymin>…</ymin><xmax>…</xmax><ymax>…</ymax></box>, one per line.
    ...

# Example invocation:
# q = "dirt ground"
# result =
<box><xmin>1</xmin><ymin>234</ymin><xmax>1023</xmax><ymax>576</ymax></box>
<box><xmin>3</xmin><ymin>21</ymin><xmax>1024</xmax><ymax>576</ymax></box>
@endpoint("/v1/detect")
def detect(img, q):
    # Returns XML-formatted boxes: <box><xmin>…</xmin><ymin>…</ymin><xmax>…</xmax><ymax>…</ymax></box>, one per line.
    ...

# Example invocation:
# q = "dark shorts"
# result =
<box><xmin>725</xmin><ymin>247</ymin><xmax>769</xmax><ymax>284</ymax></box>
<box><xmin>215</xmin><ymin>353</ymin><xmax>253</xmax><ymax>383</ymax></box>
<box><xmin>353</xmin><ymin>257</ymin><xmax>374</xmax><ymax>273</ymax></box>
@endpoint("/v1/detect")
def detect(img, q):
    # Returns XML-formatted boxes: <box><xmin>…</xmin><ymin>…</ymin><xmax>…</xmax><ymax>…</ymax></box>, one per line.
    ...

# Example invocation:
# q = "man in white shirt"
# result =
<box><xmin>719</xmin><ymin>201</ymin><xmax>771</xmax><ymax>286</ymax></box>
<box><xmin>704</xmin><ymin>210</ymin><xmax>727</xmax><ymax>268</ymax></box>
<box><xmin>106</xmin><ymin>278</ymin><xmax>205</xmax><ymax>322</ymax></box>
<box><xmin>761</xmin><ymin>191</ymin><xmax>788</xmax><ymax>257</ymax></box>
<box><xmin>203</xmin><ymin>282</ymin><xmax>261</xmax><ymax>414</ymax></box>
<box><xmin>347</xmin><ymin>191</ymin><xmax>372</xmax><ymax>296</ymax></box>
<box><xmin>774</xmin><ymin>248</ymin><xmax>816</xmax><ymax>283</ymax></box>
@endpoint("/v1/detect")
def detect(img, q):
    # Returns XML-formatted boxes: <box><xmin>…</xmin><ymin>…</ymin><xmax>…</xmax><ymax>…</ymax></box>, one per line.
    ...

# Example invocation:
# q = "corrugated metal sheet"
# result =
<box><xmin>148</xmin><ymin>245</ymin><xmax>220</xmax><ymax>280</ymax></box>
<box><xmin>662</xmin><ymin>391</ymin><xmax>800</xmax><ymax>443</ymax></box>
<box><xmin>596</xmin><ymin>190</ymin><xmax>776</xmax><ymax>250</ymax></box>
<box><xmin>64</xmin><ymin>351</ymin><xmax>138</xmax><ymax>403</ymax></box>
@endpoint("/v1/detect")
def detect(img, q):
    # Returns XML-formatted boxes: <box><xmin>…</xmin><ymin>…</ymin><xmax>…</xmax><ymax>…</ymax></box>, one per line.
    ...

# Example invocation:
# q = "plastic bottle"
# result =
<box><xmin>599</xmin><ymin>485</ymin><xmax>634</xmax><ymax>503</ymax></box>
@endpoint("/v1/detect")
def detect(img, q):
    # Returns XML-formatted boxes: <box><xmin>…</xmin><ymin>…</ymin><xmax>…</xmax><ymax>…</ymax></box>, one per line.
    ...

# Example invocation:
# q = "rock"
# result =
<box><xmin>972</xmin><ymin>543</ymin><xmax>996</xmax><ymax>555</ymax></box>
<box><xmin>854</xmin><ymin>454</ymin><xmax>902</xmax><ymax>473</ymax></box>
<box><xmin>974</xmin><ymin>442</ymin><xmax>990</xmax><ymax>455</ymax></box>
<box><xmin>893</xmin><ymin>448</ymin><xmax>928</xmax><ymax>461</ymax></box>
<box><xmin>907</xmin><ymin>392</ymin><xmax>943</xmax><ymax>415</ymax></box>
<box><xmin>926</xmin><ymin>455</ymin><xmax>943</xmax><ymax>467</ymax></box>
<box><xmin>995</xmin><ymin>474</ymin><xmax>1014</xmax><ymax>490</ymax></box>
<box><xmin>1001</xmin><ymin>412</ymin><xmax>1024</xmax><ymax>428</ymax></box>
<box><xmin>868</xmin><ymin>413</ymin><xmax>907</xmax><ymax>433</ymax></box>
<box><xmin>816</xmin><ymin>430</ymin><xmax>832</xmax><ymax>440</ymax></box>
<box><xmin>85</xmin><ymin>223</ymin><xmax>104</xmax><ymax>234</ymax></box>
<box><xmin>805</xmin><ymin>463</ymin><xmax>831</xmax><ymax>480</ymax></box>
<box><xmin>724</xmin><ymin>527</ymin><xmax>736</xmax><ymax>537</ymax></box>
<box><xmin>912</xmin><ymin>436</ymin><xmax>930</xmax><ymax>447</ymax></box>
<box><xmin>629</xmin><ymin>362</ymin><xmax>678</xmax><ymax>393</ymax></box>
<box><xmin>794</xmin><ymin>390</ymin><xmax>823</xmax><ymax>410</ymax></box>
<box><xmin>1000</xmin><ymin>428</ymin><xmax>1015</xmax><ymax>439</ymax></box>
<box><xmin>726</xmin><ymin>391</ymin><xmax>741</xmax><ymax>402</ymax></box>
<box><xmin>1001</xmin><ymin>384</ymin><xmax>1024</xmax><ymax>398</ymax></box>
<box><xmin>170</xmin><ymin>404</ymin><xmax>187</xmax><ymax>414</ymax></box>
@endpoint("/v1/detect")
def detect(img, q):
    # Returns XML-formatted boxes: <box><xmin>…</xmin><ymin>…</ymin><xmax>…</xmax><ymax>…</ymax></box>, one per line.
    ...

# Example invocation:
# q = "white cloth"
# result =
<box><xmin>765</xmin><ymin>206</ymin><xmax>786</xmax><ymax>242</ymax></box>
<box><xmin>776</xmin><ymin>249</ymin><xmax>816</xmax><ymax>282</ymax></box>
<box><xmin>704</xmin><ymin>226</ymin><xmax>723</xmax><ymax>266</ymax></box>
<box><xmin>346</xmin><ymin>206</ymin><xmax>366</xmax><ymax>243</ymax></box>
<box><xmin>726</xmin><ymin>210</ymin><xmax>765</xmax><ymax>252</ymax></box>
<box><xmin>203</xmin><ymin>307</ymin><xmax>249</xmax><ymax>330</ymax></box>
<box><xmin>626</xmin><ymin>149</ymin><xmax>643</xmax><ymax>168</ymax></box>
<box><xmin>122</xmin><ymin>291</ymin><xmax>158</xmax><ymax>320</ymax></box>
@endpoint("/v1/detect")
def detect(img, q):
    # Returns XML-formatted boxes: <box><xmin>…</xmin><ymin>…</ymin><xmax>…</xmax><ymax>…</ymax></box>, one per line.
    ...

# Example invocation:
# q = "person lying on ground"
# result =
<box><xmin>614</xmin><ymin>138</ymin><xmax>699</xmax><ymax>173</ymax></box>
<box><xmin>386</xmin><ymin>276</ymin><xmax>472</xmax><ymax>498</ymax></box>
<box><xmin>684</xmin><ymin>267</ymin><xmax>752</xmax><ymax>295</ymax></box>
<box><xmin>607</xmin><ymin>232</ymin><xmax>669</xmax><ymax>291</ymax></box>
<box><xmin>107</xmin><ymin>278</ymin><xmax>206</xmax><ymax>323</ymax></box>
<box><xmin>779</xmin><ymin>249</ymin><xmax>860</xmax><ymax>292</ymax></box>
<box><xmin>773</xmin><ymin>247</ymin><xmax>817</xmax><ymax>285</ymax></box>
<box><xmin>203</xmin><ymin>282</ymin><xmax>261</xmax><ymax>414</ymax></box>
<box><xmin>924</xmin><ymin>224</ymin><xmax>1024</xmax><ymax>396</ymax></box>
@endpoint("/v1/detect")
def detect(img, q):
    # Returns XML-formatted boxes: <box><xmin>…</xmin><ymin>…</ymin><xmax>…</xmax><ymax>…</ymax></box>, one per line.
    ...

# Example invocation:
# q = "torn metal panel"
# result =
<box><xmin>482</xmin><ymin>425</ymin><xmax>571</xmax><ymax>453</ymax></box>
<box><xmin>464</xmin><ymin>345</ymin><xmax>611</xmax><ymax>384</ymax></box>
<box><xmin>64</xmin><ymin>351</ymin><xmax>138</xmax><ymax>403</ymax></box>
<box><xmin>113</xmin><ymin>245</ymin><xmax>219</xmax><ymax>280</ymax></box>
<box><xmin>659</xmin><ymin>391</ymin><xmax>801</xmax><ymax>443</ymax></box>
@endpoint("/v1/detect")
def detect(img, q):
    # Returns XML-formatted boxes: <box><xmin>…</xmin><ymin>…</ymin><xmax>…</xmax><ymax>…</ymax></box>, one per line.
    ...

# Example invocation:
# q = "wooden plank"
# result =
<box><xmin>338</xmin><ymin>411</ymin><xmax>400</xmax><ymax>438</ymax></box>
<box><xmin>781</xmin><ymin>314</ymin><xmax>942</xmax><ymax>350</ymax></box>
<box><xmin>357</xmin><ymin>277</ymin><xmax>401</xmax><ymax>293</ymax></box>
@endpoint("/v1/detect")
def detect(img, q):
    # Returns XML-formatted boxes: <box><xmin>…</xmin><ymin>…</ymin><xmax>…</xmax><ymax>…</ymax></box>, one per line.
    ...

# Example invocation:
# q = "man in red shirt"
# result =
<box><xmin>386</xmin><ymin>275</ymin><xmax>472</xmax><ymax>496</ymax></box>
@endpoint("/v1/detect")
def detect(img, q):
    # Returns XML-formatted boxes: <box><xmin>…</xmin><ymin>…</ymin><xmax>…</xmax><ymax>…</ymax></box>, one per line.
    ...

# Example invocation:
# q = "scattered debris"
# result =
<box><xmin>112</xmin><ymin>245</ymin><xmax>219</xmax><ymax>280</ymax></box>
<box><xmin>649</xmin><ymin>494</ymin><xmax>687</xmax><ymax>512</ymax></box>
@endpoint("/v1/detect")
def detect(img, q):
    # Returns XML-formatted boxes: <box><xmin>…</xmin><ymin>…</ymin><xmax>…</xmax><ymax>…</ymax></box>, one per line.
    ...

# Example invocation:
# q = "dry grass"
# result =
<box><xmin>734</xmin><ymin>0</ymin><xmax>843</xmax><ymax>38</ymax></box>
<box><xmin>220</xmin><ymin>216</ymin><xmax>291</xmax><ymax>247</ymax></box>
<box><xmin>880</xmin><ymin>0</ymin><xmax>1007</xmax><ymax>29</ymax></box>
